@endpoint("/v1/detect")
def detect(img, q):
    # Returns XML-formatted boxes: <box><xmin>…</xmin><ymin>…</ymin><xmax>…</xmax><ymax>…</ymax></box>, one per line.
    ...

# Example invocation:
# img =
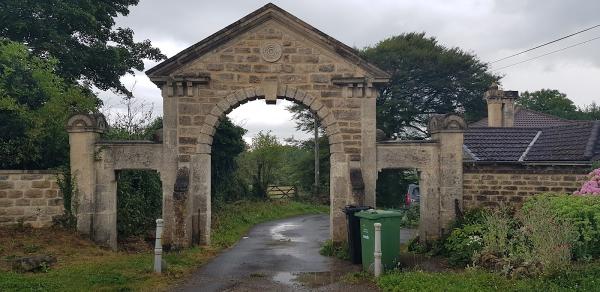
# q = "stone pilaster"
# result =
<box><xmin>191</xmin><ymin>152</ymin><xmax>211</xmax><ymax>245</ymax></box>
<box><xmin>66</xmin><ymin>114</ymin><xmax>107</xmax><ymax>237</ymax></box>
<box><xmin>429</xmin><ymin>114</ymin><xmax>466</xmax><ymax>236</ymax></box>
<box><xmin>93</xmin><ymin>159</ymin><xmax>117</xmax><ymax>249</ymax></box>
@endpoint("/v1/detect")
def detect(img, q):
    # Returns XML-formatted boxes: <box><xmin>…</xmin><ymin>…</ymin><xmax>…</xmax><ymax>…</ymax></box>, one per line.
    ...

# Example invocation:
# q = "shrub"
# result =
<box><xmin>470</xmin><ymin>197</ymin><xmax>578</xmax><ymax>276</ymax></box>
<box><xmin>54</xmin><ymin>167</ymin><xmax>77</xmax><ymax>229</ymax></box>
<box><xmin>442</xmin><ymin>208</ymin><xmax>487</xmax><ymax>266</ymax></box>
<box><xmin>480</xmin><ymin>208</ymin><xmax>513</xmax><ymax>256</ymax></box>
<box><xmin>523</xmin><ymin>194</ymin><xmax>600</xmax><ymax>260</ymax></box>
<box><xmin>444</xmin><ymin>223</ymin><xmax>484</xmax><ymax>266</ymax></box>
<box><xmin>399</xmin><ymin>204</ymin><xmax>420</xmax><ymax>228</ymax></box>
<box><xmin>116</xmin><ymin>170</ymin><xmax>162</xmax><ymax>238</ymax></box>
<box><xmin>573</xmin><ymin>168</ymin><xmax>600</xmax><ymax>195</ymax></box>
<box><xmin>518</xmin><ymin>196</ymin><xmax>578</xmax><ymax>275</ymax></box>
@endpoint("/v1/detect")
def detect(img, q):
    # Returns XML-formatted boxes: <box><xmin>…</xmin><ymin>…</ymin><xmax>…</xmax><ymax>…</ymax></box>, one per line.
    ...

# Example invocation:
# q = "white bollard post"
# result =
<box><xmin>374</xmin><ymin>222</ymin><xmax>382</xmax><ymax>277</ymax></box>
<box><xmin>154</xmin><ymin>218</ymin><xmax>164</xmax><ymax>274</ymax></box>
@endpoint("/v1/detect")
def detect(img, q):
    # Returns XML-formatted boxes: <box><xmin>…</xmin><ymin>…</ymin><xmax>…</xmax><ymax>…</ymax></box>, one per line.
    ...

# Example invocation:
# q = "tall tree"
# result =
<box><xmin>211</xmin><ymin>118</ymin><xmax>248</xmax><ymax>205</ymax></box>
<box><xmin>237</xmin><ymin>131</ymin><xmax>283</xmax><ymax>198</ymax></box>
<box><xmin>0</xmin><ymin>40</ymin><xmax>98</xmax><ymax>169</ymax></box>
<box><xmin>517</xmin><ymin>89</ymin><xmax>578</xmax><ymax>119</ymax></box>
<box><xmin>0</xmin><ymin>0</ymin><xmax>165</xmax><ymax>95</ymax></box>
<box><xmin>361</xmin><ymin>33</ymin><xmax>500</xmax><ymax>138</ymax></box>
<box><xmin>287</xmin><ymin>104</ymin><xmax>325</xmax><ymax>194</ymax></box>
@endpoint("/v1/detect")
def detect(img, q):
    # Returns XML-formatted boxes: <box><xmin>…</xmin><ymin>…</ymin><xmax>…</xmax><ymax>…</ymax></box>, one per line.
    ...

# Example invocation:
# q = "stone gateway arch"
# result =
<box><xmin>66</xmin><ymin>4</ymin><xmax>465</xmax><ymax>250</ymax></box>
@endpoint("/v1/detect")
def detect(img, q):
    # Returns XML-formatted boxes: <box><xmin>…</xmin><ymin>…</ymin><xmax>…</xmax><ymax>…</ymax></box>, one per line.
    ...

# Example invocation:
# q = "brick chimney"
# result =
<box><xmin>484</xmin><ymin>83</ymin><xmax>519</xmax><ymax>127</ymax></box>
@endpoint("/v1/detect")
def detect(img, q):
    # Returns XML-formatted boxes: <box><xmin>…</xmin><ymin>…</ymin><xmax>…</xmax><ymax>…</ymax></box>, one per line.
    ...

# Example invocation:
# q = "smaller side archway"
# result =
<box><xmin>376</xmin><ymin>114</ymin><xmax>466</xmax><ymax>240</ymax></box>
<box><xmin>67</xmin><ymin>114</ymin><xmax>167</xmax><ymax>249</ymax></box>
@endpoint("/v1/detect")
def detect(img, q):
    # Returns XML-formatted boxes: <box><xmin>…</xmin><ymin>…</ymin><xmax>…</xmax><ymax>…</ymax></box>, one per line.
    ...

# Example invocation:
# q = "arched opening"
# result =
<box><xmin>192</xmin><ymin>86</ymin><xmax>349</xmax><ymax>245</ymax></box>
<box><xmin>115</xmin><ymin>169</ymin><xmax>163</xmax><ymax>251</ymax></box>
<box><xmin>211</xmin><ymin>98</ymin><xmax>330</xmax><ymax>206</ymax></box>
<box><xmin>375</xmin><ymin>168</ymin><xmax>420</xmax><ymax>242</ymax></box>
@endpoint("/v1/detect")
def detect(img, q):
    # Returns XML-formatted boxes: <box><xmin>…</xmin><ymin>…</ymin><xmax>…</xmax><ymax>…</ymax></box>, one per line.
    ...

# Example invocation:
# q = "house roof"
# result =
<box><xmin>464</xmin><ymin>128</ymin><xmax>540</xmax><ymax>162</ymax></box>
<box><xmin>469</xmin><ymin>107</ymin><xmax>573</xmax><ymax>128</ymax></box>
<box><xmin>146</xmin><ymin>3</ymin><xmax>390</xmax><ymax>80</ymax></box>
<box><xmin>464</xmin><ymin>121</ymin><xmax>600</xmax><ymax>163</ymax></box>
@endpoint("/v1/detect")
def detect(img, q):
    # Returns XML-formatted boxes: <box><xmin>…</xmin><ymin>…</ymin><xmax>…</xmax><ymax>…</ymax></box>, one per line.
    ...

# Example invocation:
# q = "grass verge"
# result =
<box><xmin>0</xmin><ymin>200</ymin><xmax>327</xmax><ymax>291</ymax></box>
<box><xmin>377</xmin><ymin>262</ymin><xmax>600</xmax><ymax>292</ymax></box>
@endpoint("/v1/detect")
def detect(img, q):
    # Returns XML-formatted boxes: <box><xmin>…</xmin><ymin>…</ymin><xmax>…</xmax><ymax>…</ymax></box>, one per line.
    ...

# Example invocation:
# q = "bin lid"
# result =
<box><xmin>342</xmin><ymin>205</ymin><xmax>372</xmax><ymax>214</ymax></box>
<box><xmin>355</xmin><ymin>209</ymin><xmax>403</xmax><ymax>219</ymax></box>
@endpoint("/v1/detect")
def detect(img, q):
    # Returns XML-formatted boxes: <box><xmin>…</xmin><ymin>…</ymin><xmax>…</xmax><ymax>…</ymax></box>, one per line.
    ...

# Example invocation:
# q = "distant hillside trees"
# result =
<box><xmin>518</xmin><ymin>89</ymin><xmax>600</xmax><ymax>120</ymax></box>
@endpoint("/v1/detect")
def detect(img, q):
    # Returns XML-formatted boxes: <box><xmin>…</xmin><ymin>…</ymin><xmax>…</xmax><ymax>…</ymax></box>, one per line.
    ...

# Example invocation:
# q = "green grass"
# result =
<box><xmin>0</xmin><ymin>200</ymin><xmax>328</xmax><ymax>291</ymax></box>
<box><xmin>319</xmin><ymin>239</ymin><xmax>350</xmax><ymax>261</ymax></box>
<box><xmin>377</xmin><ymin>262</ymin><xmax>600</xmax><ymax>292</ymax></box>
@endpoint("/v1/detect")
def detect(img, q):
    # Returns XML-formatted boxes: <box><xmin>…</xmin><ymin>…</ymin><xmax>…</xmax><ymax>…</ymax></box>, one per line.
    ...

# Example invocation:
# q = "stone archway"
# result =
<box><xmin>66</xmin><ymin>4</ymin><xmax>466</xmax><ymax>250</ymax></box>
<box><xmin>187</xmin><ymin>84</ymin><xmax>355</xmax><ymax>246</ymax></box>
<box><xmin>144</xmin><ymin>4</ymin><xmax>390</xmax><ymax>247</ymax></box>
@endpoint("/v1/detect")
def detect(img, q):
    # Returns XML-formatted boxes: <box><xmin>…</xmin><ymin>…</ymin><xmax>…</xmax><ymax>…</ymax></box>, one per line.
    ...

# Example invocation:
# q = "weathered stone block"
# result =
<box><xmin>0</xmin><ymin>181</ymin><xmax>13</xmax><ymax>190</ymax></box>
<box><xmin>21</xmin><ymin>174</ymin><xmax>42</xmax><ymax>180</ymax></box>
<box><xmin>8</xmin><ymin>190</ymin><xmax>22</xmax><ymax>199</ymax></box>
<box><xmin>48</xmin><ymin>198</ymin><xmax>63</xmax><ymax>206</ymax></box>
<box><xmin>304</xmin><ymin>55</ymin><xmax>319</xmax><ymax>63</ymax></box>
<box><xmin>206</xmin><ymin>63</ymin><xmax>224</xmax><ymax>71</ymax></box>
<box><xmin>179</xmin><ymin>103</ymin><xmax>201</xmax><ymax>115</ymax></box>
<box><xmin>31</xmin><ymin>181</ymin><xmax>51</xmax><ymax>189</ymax></box>
<box><xmin>44</xmin><ymin>189</ymin><xmax>58</xmax><ymax>198</ymax></box>
<box><xmin>25</xmin><ymin>189</ymin><xmax>43</xmax><ymax>198</ymax></box>
<box><xmin>318</xmin><ymin>64</ymin><xmax>335</xmax><ymax>72</ymax></box>
<box><xmin>334</xmin><ymin>109</ymin><xmax>360</xmax><ymax>121</ymax></box>
<box><xmin>310</xmin><ymin>74</ymin><xmax>329</xmax><ymax>83</ymax></box>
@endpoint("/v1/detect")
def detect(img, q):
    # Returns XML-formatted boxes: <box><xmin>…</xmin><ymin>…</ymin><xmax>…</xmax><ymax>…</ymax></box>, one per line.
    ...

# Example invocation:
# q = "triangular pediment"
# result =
<box><xmin>146</xmin><ymin>3</ymin><xmax>389</xmax><ymax>81</ymax></box>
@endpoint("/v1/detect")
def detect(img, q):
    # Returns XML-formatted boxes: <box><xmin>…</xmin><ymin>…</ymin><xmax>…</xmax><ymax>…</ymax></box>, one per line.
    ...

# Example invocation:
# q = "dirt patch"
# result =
<box><xmin>118</xmin><ymin>236</ymin><xmax>154</xmax><ymax>253</ymax></box>
<box><xmin>0</xmin><ymin>225</ymin><xmax>109</xmax><ymax>271</ymax></box>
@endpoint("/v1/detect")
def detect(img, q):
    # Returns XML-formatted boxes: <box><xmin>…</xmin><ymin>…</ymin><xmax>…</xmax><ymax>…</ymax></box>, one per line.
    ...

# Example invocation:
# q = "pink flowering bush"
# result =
<box><xmin>573</xmin><ymin>168</ymin><xmax>600</xmax><ymax>196</ymax></box>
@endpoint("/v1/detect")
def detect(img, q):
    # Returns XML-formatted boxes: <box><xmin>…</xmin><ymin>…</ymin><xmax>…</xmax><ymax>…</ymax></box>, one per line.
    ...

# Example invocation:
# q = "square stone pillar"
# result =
<box><xmin>329</xmin><ymin>151</ymin><xmax>349</xmax><ymax>242</ymax></box>
<box><xmin>66</xmin><ymin>114</ymin><xmax>107</xmax><ymax>237</ymax></box>
<box><xmin>160</xmin><ymin>154</ymin><xmax>177</xmax><ymax>247</ymax></box>
<box><xmin>361</xmin><ymin>96</ymin><xmax>377</xmax><ymax>207</ymax></box>
<box><xmin>418</xmin><ymin>167</ymin><xmax>441</xmax><ymax>240</ymax></box>
<box><xmin>191</xmin><ymin>152</ymin><xmax>211</xmax><ymax>245</ymax></box>
<box><xmin>428</xmin><ymin>114</ymin><xmax>466</xmax><ymax>237</ymax></box>
<box><xmin>93</xmin><ymin>161</ymin><xmax>117</xmax><ymax>249</ymax></box>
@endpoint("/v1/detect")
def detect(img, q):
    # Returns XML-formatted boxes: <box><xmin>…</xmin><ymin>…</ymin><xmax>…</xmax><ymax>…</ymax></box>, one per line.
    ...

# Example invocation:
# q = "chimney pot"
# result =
<box><xmin>484</xmin><ymin>84</ymin><xmax>518</xmax><ymax>127</ymax></box>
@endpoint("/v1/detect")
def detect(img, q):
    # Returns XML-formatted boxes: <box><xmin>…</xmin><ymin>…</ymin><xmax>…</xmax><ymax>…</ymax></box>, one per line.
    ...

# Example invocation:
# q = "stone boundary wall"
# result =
<box><xmin>463</xmin><ymin>163</ymin><xmax>589</xmax><ymax>209</ymax></box>
<box><xmin>0</xmin><ymin>170</ymin><xmax>63</xmax><ymax>227</ymax></box>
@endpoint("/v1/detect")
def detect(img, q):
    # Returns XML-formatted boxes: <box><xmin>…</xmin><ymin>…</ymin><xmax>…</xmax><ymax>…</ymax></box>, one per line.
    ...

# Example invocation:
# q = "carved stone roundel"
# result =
<box><xmin>260</xmin><ymin>42</ymin><xmax>282</xmax><ymax>62</ymax></box>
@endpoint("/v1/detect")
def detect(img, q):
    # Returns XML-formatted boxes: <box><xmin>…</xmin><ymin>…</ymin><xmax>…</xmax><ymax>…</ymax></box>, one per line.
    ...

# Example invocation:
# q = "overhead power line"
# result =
<box><xmin>490</xmin><ymin>24</ymin><xmax>600</xmax><ymax>64</ymax></box>
<box><xmin>493</xmin><ymin>35</ymin><xmax>600</xmax><ymax>71</ymax></box>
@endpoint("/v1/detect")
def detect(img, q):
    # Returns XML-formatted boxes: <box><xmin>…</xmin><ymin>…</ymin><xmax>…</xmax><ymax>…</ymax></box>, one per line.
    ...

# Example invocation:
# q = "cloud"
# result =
<box><xmin>228</xmin><ymin>100</ymin><xmax>312</xmax><ymax>143</ymax></box>
<box><xmin>101</xmin><ymin>0</ymin><xmax>599</xmax><ymax>135</ymax></box>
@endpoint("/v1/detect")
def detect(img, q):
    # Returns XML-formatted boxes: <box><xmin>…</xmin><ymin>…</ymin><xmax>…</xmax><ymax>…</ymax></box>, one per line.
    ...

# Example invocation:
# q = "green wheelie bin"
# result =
<box><xmin>355</xmin><ymin>209</ymin><xmax>402</xmax><ymax>272</ymax></box>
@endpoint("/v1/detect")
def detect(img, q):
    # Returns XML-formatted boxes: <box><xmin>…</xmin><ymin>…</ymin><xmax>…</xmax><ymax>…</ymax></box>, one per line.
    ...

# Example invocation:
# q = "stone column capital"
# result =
<box><xmin>66</xmin><ymin>113</ymin><xmax>108</xmax><ymax>134</ymax></box>
<box><xmin>427</xmin><ymin>114</ymin><xmax>467</xmax><ymax>134</ymax></box>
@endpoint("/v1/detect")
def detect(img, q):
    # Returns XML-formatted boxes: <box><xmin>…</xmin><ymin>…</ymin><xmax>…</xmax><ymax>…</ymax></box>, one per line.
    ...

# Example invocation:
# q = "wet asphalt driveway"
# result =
<box><xmin>175</xmin><ymin>214</ymin><xmax>415</xmax><ymax>292</ymax></box>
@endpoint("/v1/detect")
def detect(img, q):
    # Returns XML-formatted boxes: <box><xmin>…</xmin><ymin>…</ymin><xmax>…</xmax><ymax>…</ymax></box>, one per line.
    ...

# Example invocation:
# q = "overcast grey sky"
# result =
<box><xmin>100</xmin><ymin>0</ymin><xmax>600</xmax><ymax>142</ymax></box>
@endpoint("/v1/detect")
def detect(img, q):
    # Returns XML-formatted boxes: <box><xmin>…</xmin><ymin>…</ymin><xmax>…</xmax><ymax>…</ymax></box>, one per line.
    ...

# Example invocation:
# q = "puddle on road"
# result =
<box><xmin>269</xmin><ymin>223</ymin><xmax>306</xmax><ymax>242</ymax></box>
<box><xmin>271</xmin><ymin>259</ymin><xmax>363</xmax><ymax>289</ymax></box>
<box><xmin>272</xmin><ymin>271</ymin><xmax>297</xmax><ymax>285</ymax></box>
